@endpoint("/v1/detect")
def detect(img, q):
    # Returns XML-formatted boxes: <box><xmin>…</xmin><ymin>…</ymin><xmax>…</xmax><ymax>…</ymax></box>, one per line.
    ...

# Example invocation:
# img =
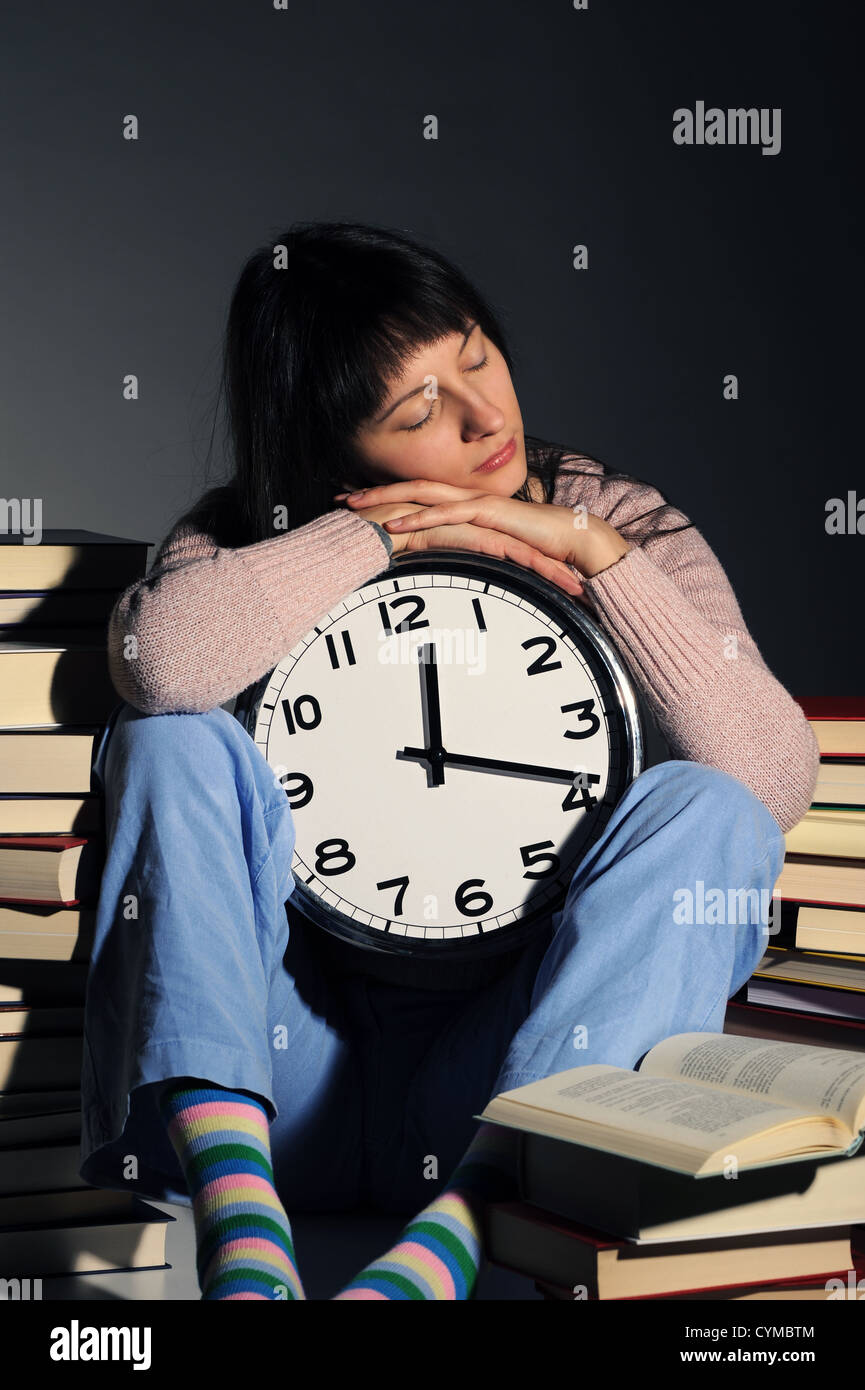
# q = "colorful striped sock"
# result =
<box><xmin>157</xmin><ymin>1079</ymin><xmax>305</xmax><ymax>1301</ymax></box>
<box><xmin>331</xmin><ymin>1121</ymin><xmax>519</xmax><ymax>1300</ymax></box>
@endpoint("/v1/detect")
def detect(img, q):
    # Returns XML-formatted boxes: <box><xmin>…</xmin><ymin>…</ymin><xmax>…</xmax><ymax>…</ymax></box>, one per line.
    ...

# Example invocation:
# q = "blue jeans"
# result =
<box><xmin>79</xmin><ymin>701</ymin><xmax>786</xmax><ymax>1216</ymax></box>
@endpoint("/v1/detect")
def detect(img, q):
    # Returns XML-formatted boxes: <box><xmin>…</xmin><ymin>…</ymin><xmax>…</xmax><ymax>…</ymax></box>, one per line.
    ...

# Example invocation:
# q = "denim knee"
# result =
<box><xmin>623</xmin><ymin>759</ymin><xmax>786</xmax><ymax>869</ymax></box>
<box><xmin>101</xmin><ymin>701</ymin><xmax>279</xmax><ymax>798</ymax></box>
<box><xmin>97</xmin><ymin>702</ymin><xmax>295</xmax><ymax>890</ymax></box>
<box><xmin>627</xmin><ymin>760</ymin><xmax>785</xmax><ymax>978</ymax></box>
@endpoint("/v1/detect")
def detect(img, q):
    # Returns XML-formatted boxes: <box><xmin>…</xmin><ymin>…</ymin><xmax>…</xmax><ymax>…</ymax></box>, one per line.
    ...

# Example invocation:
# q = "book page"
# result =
<box><xmin>520</xmin><ymin>1067</ymin><xmax>809</xmax><ymax>1155</ymax></box>
<box><xmin>642</xmin><ymin>1033</ymin><xmax>865</xmax><ymax>1137</ymax></box>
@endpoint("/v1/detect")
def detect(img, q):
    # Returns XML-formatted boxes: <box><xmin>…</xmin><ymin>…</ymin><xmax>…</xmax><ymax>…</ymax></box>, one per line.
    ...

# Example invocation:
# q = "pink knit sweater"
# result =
<box><xmin>107</xmin><ymin>456</ymin><xmax>819</xmax><ymax>832</ymax></box>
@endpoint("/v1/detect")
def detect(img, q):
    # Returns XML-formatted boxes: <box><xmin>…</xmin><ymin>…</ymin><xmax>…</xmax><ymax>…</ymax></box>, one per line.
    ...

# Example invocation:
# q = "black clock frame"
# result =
<box><xmin>235</xmin><ymin>548</ymin><xmax>644</xmax><ymax>973</ymax></box>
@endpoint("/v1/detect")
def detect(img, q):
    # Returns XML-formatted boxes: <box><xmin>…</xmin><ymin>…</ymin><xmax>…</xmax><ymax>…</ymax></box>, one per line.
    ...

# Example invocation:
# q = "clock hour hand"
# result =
<box><xmin>400</xmin><ymin>747</ymin><xmax>582</xmax><ymax>783</ymax></box>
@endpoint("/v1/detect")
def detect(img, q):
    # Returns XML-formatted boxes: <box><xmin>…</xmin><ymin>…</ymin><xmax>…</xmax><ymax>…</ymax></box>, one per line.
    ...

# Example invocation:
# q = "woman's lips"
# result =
<box><xmin>473</xmin><ymin>435</ymin><xmax>516</xmax><ymax>473</ymax></box>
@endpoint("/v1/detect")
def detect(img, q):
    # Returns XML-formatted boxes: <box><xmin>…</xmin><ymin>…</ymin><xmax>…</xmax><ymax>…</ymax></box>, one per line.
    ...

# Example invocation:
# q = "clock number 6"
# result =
<box><xmin>455</xmin><ymin>879</ymin><xmax>493</xmax><ymax>917</ymax></box>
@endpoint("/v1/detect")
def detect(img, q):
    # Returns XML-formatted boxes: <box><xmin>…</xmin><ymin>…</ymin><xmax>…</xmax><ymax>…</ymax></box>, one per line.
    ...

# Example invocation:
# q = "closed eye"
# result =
<box><xmin>403</xmin><ymin>355</ymin><xmax>489</xmax><ymax>432</ymax></box>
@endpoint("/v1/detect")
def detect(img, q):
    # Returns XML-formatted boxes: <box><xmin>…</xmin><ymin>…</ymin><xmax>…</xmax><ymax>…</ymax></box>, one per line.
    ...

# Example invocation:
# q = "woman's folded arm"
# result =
<box><xmin>107</xmin><ymin>508</ymin><xmax>393</xmax><ymax>715</ymax></box>
<box><xmin>556</xmin><ymin>466</ymin><xmax>819</xmax><ymax>833</ymax></box>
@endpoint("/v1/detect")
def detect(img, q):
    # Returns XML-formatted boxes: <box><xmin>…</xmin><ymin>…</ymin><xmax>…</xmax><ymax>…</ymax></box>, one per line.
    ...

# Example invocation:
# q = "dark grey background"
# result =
<box><xmin>2</xmin><ymin>0</ymin><xmax>860</xmax><ymax>692</ymax></box>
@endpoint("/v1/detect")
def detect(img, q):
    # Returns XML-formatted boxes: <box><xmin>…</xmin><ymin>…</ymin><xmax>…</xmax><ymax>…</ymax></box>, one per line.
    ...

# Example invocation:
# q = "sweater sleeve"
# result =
<box><xmin>107</xmin><ymin>508</ymin><xmax>393</xmax><ymax>716</ymax></box>
<box><xmin>559</xmin><ymin>470</ymin><xmax>819</xmax><ymax>833</ymax></box>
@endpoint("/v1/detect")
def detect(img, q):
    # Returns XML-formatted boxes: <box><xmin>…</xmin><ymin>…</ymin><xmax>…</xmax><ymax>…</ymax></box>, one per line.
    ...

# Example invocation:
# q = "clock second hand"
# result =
<box><xmin>399</xmin><ymin>746</ymin><xmax>581</xmax><ymax>784</ymax></box>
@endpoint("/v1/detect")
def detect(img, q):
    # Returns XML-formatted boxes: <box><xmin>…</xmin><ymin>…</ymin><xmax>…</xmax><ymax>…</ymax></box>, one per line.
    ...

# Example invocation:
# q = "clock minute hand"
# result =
<box><xmin>400</xmin><ymin>747</ymin><xmax>580</xmax><ymax>783</ymax></box>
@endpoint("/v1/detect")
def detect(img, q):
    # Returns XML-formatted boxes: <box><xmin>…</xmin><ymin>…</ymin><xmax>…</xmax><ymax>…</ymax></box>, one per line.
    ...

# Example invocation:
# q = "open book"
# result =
<box><xmin>476</xmin><ymin>1032</ymin><xmax>865</xmax><ymax>1177</ymax></box>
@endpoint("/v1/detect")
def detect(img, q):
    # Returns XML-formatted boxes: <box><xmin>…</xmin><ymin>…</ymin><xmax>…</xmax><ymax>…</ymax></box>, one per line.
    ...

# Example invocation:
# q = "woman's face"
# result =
<box><xmin>347</xmin><ymin>320</ymin><xmax>531</xmax><ymax>497</ymax></box>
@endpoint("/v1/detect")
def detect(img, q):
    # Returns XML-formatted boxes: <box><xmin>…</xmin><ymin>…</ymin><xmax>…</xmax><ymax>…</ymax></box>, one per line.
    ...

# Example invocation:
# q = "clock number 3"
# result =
<box><xmin>561</xmin><ymin>697</ymin><xmax>601</xmax><ymax>739</ymax></box>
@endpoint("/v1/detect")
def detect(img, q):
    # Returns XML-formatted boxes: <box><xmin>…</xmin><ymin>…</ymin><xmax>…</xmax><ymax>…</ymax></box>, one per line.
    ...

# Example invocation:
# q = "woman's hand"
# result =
<box><xmin>333</xmin><ymin>489</ymin><xmax>586</xmax><ymax>598</ymax></box>
<box><xmin>334</xmin><ymin>478</ymin><xmax>631</xmax><ymax>581</ymax></box>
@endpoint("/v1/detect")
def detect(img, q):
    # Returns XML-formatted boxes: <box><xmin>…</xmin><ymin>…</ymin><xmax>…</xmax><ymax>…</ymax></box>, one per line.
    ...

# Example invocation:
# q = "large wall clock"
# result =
<box><xmin>235</xmin><ymin>548</ymin><xmax>643</xmax><ymax>985</ymax></box>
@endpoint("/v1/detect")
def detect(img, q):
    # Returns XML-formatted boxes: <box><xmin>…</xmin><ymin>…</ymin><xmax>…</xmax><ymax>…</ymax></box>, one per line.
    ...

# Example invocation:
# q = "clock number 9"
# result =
<box><xmin>278</xmin><ymin>771</ymin><xmax>314</xmax><ymax>808</ymax></box>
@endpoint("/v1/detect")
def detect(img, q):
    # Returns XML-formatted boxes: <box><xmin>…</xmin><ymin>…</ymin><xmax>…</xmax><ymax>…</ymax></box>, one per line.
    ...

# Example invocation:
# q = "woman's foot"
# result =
<box><xmin>331</xmin><ymin>1122</ymin><xmax>519</xmax><ymax>1300</ymax></box>
<box><xmin>158</xmin><ymin>1080</ymin><xmax>305</xmax><ymax>1300</ymax></box>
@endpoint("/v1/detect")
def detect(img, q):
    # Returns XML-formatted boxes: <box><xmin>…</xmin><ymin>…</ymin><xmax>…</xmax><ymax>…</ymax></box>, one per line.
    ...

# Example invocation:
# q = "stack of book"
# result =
<box><xmin>0</xmin><ymin>530</ymin><xmax>174</xmax><ymax>1296</ymax></box>
<box><xmin>479</xmin><ymin>1030</ymin><xmax>865</xmax><ymax>1300</ymax></box>
<box><xmin>725</xmin><ymin>697</ymin><xmax>865</xmax><ymax>1052</ymax></box>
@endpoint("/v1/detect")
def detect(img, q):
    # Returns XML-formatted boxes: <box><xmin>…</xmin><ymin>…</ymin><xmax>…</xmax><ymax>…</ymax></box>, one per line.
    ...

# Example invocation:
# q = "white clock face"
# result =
<box><xmin>247</xmin><ymin>558</ymin><xmax>639</xmax><ymax>957</ymax></box>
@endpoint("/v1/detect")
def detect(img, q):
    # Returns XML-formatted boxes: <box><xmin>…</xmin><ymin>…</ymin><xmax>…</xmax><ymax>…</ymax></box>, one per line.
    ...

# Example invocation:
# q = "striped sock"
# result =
<box><xmin>332</xmin><ymin>1122</ymin><xmax>519</xmax><ymax>1301</ymax></box>
<box><xmin>157</xmin><ymin>1080</ymin><xmax>305</xmax><ymax>1301</ymax></box>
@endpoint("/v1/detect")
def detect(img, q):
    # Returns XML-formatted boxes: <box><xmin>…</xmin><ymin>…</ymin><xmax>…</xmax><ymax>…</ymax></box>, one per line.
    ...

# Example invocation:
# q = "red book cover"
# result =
<box><xmin>795</xmin><ymin>698</ymin><xmax>865</xmax><ymax>721</ymax></box>
<box><xmin>0</xmin><ymin>835</ymin><xmax>100</xmax><ymax>906</ymax></box>
<box><xmin>725</xmin><ymin>999</ymin><xmax>865</xmax><ymax>1037</ymax></box>
<box><xmin>0</xmin><ymin>836</ymin><xmax>89</xmax><ymax>851</ymax></box>
<box><xmin>0</xmin><ymin>898</ymin><xmax>87</xmax><ymax>906</ymax></box>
